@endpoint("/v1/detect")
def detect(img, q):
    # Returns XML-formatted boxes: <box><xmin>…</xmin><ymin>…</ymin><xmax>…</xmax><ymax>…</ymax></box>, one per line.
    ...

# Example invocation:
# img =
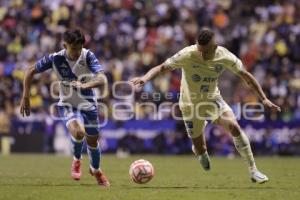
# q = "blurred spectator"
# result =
<box><xmin>0</xmin><ymin>0</ymin><xmax>299</xmax><ymax>121</ymax></box>
<box><xmin>0</xmin><ymin>0</ymin><xmax>300</xmax><ymax>155</ymax></box>
<box><xmin>0</xmin><ymin>107</ymin><xmax>11</xmax><ymax>155</ymax></box>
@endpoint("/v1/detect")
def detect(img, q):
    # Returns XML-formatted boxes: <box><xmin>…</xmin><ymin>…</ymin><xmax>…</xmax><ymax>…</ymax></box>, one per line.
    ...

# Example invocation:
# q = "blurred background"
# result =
<box><xmin>0</xmin><ymin>0</ymin><xmax>300</xmax><ymax>157</ymax></box>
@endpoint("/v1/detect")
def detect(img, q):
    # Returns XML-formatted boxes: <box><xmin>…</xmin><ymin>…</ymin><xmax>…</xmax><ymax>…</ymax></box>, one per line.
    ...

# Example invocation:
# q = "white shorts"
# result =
<box><xmin>179</xmin><ymin>97</ymin><xmax>232</xmax><ymax>138</ymax></box>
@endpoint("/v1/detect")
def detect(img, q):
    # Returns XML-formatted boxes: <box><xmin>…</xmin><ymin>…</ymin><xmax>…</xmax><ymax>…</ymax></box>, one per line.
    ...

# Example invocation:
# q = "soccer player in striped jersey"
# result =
<box><xmin>131</xmin><ymin>28</ymin><xmax>281</xmax><ymax>184</ymax></box>
<box><xmin>20</xmin><ymin>29</ymin><xmax>110</xmax><ymax>187</ymax></box>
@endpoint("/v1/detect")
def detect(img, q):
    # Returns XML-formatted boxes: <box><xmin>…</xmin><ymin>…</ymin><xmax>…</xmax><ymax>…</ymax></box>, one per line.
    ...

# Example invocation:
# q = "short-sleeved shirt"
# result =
<box><xmin>35</xmin><ymin>48</ymin><xmax>103</xmax><ymax>110</ymax></box>
<box><xmin>164</xmin><ymin>45</ymin><xmax>244</xmax><ymax>106</ymax></box>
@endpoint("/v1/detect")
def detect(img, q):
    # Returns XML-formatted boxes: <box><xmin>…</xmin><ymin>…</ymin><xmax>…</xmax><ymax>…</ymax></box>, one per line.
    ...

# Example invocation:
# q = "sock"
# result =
<box><xmin>233</xmin><ymin>131</ymin><xmax>257</xmax><ymax>172</ymax></box>
<box><xmin>71</xmin><ymin>136</ymin><xmax>84</xmax><ymax>160</ymax></box>
<box><xmin>87</xmin><ymin>143</ymin><xmax>101</xmax><ymax>172</ymax></box>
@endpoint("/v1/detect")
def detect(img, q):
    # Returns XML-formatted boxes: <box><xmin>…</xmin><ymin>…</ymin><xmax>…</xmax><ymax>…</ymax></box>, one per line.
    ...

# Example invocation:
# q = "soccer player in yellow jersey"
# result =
<box><xmin>130</xmin><ymin>28</ymin><xmax>281</xmax><ymax>184</ymax></box>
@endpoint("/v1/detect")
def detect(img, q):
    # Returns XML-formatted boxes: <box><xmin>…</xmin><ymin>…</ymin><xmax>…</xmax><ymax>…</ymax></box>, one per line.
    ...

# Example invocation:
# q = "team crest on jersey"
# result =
<box><xmin>214</xmin><ymin>64</ymin><xmax>223</xmax><ymax>73</ymax></box>
<box><xmin>191</xmin><ymin>74</ymin><xmax>201</xmax><ymax>82</ymax></box>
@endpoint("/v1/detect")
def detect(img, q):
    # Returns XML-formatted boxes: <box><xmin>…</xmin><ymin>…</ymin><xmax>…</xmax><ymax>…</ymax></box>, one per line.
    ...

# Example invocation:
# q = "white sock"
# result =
<box><xmin>232</xmin><ymin>131</ymin><xmax>257</xmax><ymax>172</ymax></box>
<box><xmin>73</xmin><ymin>156</ymin><xmax>81</xmax><ymax>161</ymax></box>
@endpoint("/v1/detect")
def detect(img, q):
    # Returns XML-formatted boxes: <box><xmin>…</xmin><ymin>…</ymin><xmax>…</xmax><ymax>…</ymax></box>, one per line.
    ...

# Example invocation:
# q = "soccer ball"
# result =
<box><xmin>129</xmin><ymin>159</ymin><xmax>154</xmax><ymax>184</ymax></box>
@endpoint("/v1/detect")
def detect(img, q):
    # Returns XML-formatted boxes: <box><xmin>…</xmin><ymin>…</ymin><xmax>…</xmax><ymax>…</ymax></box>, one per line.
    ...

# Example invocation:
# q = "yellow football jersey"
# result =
<box><xmin>164</xmin><ymin>45</ymin><xmax>244</xmax><ymax>106</ymax></box>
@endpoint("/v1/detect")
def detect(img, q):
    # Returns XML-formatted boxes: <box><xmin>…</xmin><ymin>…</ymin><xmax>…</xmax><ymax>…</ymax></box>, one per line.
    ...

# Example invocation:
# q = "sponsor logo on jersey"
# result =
<box><xmin>191</xmin><ymin>74</ymin><xmax>202</xmax><ymax>82</ymax></box>
<box><xmin>202</xmin><ymin>77</ymin><xmax>217</xmax><ymax>82</ymax></box>
<box><xmin>191</xmin><ymin>75</ymin><xmax>217</xmax><ymax>83</ymax></box>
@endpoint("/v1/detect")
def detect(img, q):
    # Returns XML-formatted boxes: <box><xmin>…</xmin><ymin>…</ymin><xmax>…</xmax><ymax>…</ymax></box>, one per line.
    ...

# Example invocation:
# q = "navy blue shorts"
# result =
<box><xmin>57</xmin><ymin>106</ymin><xmax>101</xmax><ymax>136</ymax></box>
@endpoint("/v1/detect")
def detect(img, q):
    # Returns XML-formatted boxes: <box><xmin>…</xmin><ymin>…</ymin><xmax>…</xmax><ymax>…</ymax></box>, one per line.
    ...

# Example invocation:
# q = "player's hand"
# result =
<box><xmin>262</xmin><ymin>99</ymin><xmax>281</xmax><ymax>112</ymax></box>
<box><xmin>20</xmin><ymin>97</ymin><xmax>30</xmax><ymax>117</ymax></box>
<box><xmin>129</xmin><ymin>77</ymin><xmax>146</xmax><ymax>88</ymax></box>
<box><xmin>70</xmin><ymin>81</ymin><xmax>85</xmax><ymax>89</ymax></box>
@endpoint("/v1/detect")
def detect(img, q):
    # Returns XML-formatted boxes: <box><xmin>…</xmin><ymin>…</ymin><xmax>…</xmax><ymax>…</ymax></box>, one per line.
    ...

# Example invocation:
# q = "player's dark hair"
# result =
<box><xmin>63</xmin><ymin>28</ymin><xmax>85</xmax><ymax>45</ymax></box>
<box><xmin>197</xmin><ymin>28</ymin><xmax>215</xmax><ymax>45</ymax></box>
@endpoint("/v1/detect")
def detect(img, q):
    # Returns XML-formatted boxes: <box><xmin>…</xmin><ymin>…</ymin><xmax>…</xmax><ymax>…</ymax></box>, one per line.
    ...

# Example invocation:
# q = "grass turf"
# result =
<box><xmin>0</xmin><ymin>154</ymin><xmax>299</xmax><ymax>200</ymax></box>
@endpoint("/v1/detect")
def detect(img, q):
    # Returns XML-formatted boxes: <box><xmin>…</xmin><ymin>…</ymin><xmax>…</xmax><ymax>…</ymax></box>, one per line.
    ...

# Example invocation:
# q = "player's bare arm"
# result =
<box><xmin>20</xmin><ymin>65</ymin><xmax>38</xmax><ymax>117</ymax></box>
<box><xmin>238</xmin><ymin>70</ymin><xmax>281</xmax><ymax>112</ymax></box>
<box><xmin>130</xmin><ymin>64</ymin><xmax>171</xmax><ymax>87</ymax></box>
<box><xmin>70</xmin><ymin>72</ymin><xmax>108</xmax><ymax>89</ymax></box>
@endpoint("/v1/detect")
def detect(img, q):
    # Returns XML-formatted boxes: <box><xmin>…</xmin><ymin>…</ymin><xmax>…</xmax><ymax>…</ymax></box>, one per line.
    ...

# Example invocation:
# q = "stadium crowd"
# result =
<box><xmin>0</xmin><ymin>0</ymin><xmax>300</xmax><ymax>154</ymax></box>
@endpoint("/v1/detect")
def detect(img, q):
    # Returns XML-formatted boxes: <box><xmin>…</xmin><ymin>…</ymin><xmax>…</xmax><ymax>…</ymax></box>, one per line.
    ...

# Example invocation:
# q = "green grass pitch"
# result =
<box><xmin>0</xmin><ymin>154</ymin><xmax>299</xmax><ymax>200</ymax></box>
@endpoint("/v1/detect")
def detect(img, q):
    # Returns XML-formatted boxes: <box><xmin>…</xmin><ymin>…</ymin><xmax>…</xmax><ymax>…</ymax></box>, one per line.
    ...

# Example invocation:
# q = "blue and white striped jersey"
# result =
<box><xmin>35</xmin><ymin>48</ymin><xmax>103</xmax><ymax>110</ymax></box>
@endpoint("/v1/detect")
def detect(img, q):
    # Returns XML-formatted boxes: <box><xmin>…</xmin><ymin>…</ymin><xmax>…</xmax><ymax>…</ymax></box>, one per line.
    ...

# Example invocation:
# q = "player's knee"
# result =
<box><xmin>86</xmin><ymin>135</ymin><xmax>99</xmax><ymax>148</ymax></box>
<box><xmin>68</xmin><ymin>122</ymin><xmax>85</xmax><ymax>140</ymax></box>
<box><xmin>74</xmin><ymin>130</ymin><xmax>85</xmax><ymax>140</ymax></box>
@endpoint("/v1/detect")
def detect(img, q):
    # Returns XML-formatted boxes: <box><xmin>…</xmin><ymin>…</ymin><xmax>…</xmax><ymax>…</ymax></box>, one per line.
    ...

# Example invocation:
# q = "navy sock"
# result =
<box><xmin>87</xmin><ymin>144</ymin><xmax>101</xmax><ymax>171</ymax></box>
<box><xmin>71</xmin><ymin>136</ymin><xmax>84</xmax><ymax>160</ymax></box>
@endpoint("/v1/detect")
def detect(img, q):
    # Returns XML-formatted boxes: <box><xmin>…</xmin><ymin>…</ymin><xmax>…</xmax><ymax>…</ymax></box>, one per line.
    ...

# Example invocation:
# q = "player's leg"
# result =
<box><xmin>82</xmin><ymin>109</ymin><xmax>110</xmax><ymax>187</ymax></box>
<box><xmin>85</xmin><ymin>135</ymin><xmax>100</xmax><ymax>172</ymax></box>
<box><xmin>57</xmin><ymin>106</ymin><xmax>85</xmax><ymax>180</ymax></box>
<box><xmin>67</xmin><ymin>120</ymin><xmax>85</xmax><ymax>160</ymax></box>
<box><xmin>191</xmin><ymin>132</ymin><xmax>207</xmax><ymax>155</ymax></box>
<box><xmin>190</xmin><ymin>132</ymin><xmax>211</xmax><ymax>171</ymax></box>
<box><xmin>181</xmin><ymin>105</ymin><xmax>211</xmax><ymax>171</ymax></box>
<box><xmin>214</xmin><ymin>110</ymin><xmax>268</xmax><ymax>183</ymax></box>
<box><xmin>67</xmin><ymin>120</ymin><xmax>85</xmax><ymax>180</ymax></box>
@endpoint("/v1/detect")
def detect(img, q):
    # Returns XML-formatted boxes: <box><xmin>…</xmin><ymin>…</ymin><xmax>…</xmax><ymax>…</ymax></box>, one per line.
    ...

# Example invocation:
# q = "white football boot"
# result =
<box><xmin>250</xmin><ymin>170</ymin><xmax>269</xmax><ymax>184</ymax></box>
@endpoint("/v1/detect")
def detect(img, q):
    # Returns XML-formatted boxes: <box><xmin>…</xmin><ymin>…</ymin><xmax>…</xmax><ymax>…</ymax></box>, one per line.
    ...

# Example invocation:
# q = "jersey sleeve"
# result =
<box><xmin>163</xmin><ymin>48</ymin><xmax>189</xmax><ymax>70</ymax></box>
<box><xmin>35</xmin><ymin>54</ymin><xmax>54</xmax><ymax>73</ymax></box>
<box><xmin>86</xmin><ymin>51</ymin><xmax>103</xmax><ymax>74</ymax></box>
<box><xmin>224</xmin><ymin>50</ymin><xmax>244</xmax><ymax>74</ymax></box>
